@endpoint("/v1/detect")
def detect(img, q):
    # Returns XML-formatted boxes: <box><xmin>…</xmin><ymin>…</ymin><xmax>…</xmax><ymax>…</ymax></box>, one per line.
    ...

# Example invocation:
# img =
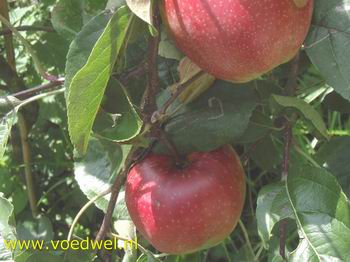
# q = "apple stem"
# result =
<box><xmin>159</xmin><ymin>128</ymin><xmax>188</xmax><ymax>168</ymax></box>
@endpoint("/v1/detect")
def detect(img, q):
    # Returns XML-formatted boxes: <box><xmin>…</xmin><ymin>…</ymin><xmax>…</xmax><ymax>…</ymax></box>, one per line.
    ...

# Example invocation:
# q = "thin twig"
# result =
<box><xmin>279</xmin><ymin>218</ymin><xmax>289</xmax><ymax>259</ymax></box>
<box><xmin>10</xmin><ymin>78</ymin><xmax>64</xmax><ymax>99</ymax></box>
<box><xmin>117</xmin><ymin>61</ymin><xmax>147</xmax><ymax>86</ymax></box>
<box><xmin>0</xmin><ymin>25</ymin><xmax>55</xmax><ymax>35</ymax></box>
<box><xmin>279</xmin><ymin>120</ymin><xmax>292</xmax><ymax>259</ymax></box>
<box><xmin>238</xmin><ymin>220</ymin><xmax>256</xmax><ymax>260</ymax></box>
<box><xmin>94</xmin><ymin>147</ymin><xmax>141</xmax><ymax>261</ymax></box>
<box><xmin>140</xmin><ymin>4</ymin><xmax>161</xmax><ymax>121</ymax></box>
<box><xmin>18</xmin><ymin>113</ymin><xmax>38</xmax><ymax>217</ymax></box>
<box><xmin>254</xmin><ymin>244</ymin><xmax>264</xmax><ymax>261</ymax></box>
<box><xmin>68</xmin><ymin>188</ymin><xmax>112</xmax><ymax>241</ymax></box>
<box><xmin>285</xmin><ymin>52</ymin><xmax>300</xmax><ymax>96</ymax></box>
<box><xmin>95</xmin><ymin>171</ymin><xmax>127</xmax><ymax>242</ymax></box>
<box><xmin>279</xmin><ymin>52</ymin><xmax>300</xmax><ymax>259</ymax></box>
<box><xmin>16</xmin><ymin>87</ymin><xmax>65</xmax><ymax>109</ymax></box>
<box><xmin>221</xmin><ymin>242</ymin><xmax>233</xmax><ymax>262</ymax></box>
<box><xmin>281</xmin><ymin>121</ymin><xmax>292</xmax><ymax>181</ymax></box>
<box><xmin>151</xmin><ymin>70</ymin><xmax>206</xmax><ymax>123</ymax></box>
<box><xmin>93</xmin><ymin>145</ymin><xmax>150</xmax><ymax>242</ymax></box>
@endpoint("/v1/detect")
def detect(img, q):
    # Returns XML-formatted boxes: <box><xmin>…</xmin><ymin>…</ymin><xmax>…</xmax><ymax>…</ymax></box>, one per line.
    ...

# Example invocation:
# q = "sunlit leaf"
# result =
<box><xmin>67</xmin><ymin>7</ymin><xmax>136</xmax><ymax>154</ymax></box>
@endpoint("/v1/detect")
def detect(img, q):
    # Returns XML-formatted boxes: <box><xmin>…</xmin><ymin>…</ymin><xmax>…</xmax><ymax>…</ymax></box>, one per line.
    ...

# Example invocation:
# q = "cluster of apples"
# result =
<box><xmin>126</xmin><ymin>0</ymin><xmax>313</xmax><ymax>254</ymax></box>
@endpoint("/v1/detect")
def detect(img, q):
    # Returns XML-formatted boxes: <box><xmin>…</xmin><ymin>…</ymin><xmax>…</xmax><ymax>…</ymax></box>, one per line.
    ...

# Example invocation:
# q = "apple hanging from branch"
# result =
<box><xmin>160</xmin><ymin>0</ymin><xmax>313</xmax><ymax>82</ymax></box>
<box><xmin>126</xmin><ymin>145</ymin><xmax>246</xmax><ymax>254</ymax></box>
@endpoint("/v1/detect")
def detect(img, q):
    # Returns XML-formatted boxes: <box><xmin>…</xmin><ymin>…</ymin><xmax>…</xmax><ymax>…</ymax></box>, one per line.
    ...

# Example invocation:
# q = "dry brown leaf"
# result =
<box><xmin>170</xmin><ymin>57</ymin><xmax>215</xmax><ymax>104</ymax></box>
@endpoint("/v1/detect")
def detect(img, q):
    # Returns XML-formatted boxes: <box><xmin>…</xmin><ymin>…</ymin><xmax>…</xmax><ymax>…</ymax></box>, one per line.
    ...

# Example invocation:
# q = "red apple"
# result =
<box><xmin>125</xmin><ymin>145</ymin><xmax>246</xmax><ymax>254</ymax></box>
<box><xmin>160</xmin><ymin>0</ymin><xmax>313</xmax><ymax>82</ymax></box>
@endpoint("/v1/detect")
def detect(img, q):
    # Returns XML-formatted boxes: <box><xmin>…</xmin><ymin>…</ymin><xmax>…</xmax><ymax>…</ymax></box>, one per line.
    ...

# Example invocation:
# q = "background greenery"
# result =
<box><xmin>0</xmin><ymin>0</ymin><xmax>350</xmax><ymax>261</ymax></box>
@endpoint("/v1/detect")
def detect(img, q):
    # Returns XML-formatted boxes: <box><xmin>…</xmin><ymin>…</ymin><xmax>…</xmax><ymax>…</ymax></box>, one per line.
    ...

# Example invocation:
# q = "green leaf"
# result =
<box><xmin>231</xmin><ymin>244</ymin><xmax>256</xmax><ymax>262</ymax></box>
<box><xmin>0</xmin><ymin>167</ymin><xmax>28</xmax><ymax>215</ymax></box>
<box><xmin>0</xmin><ymin>168</ymin><xmax>15</xmax><ymax>196</ymax></box>
<box><xmin>154</xmin><ymin>80</ymin><xmax>259</xmax><ymax>154</ymax></box>
<box><xmin>106</xmin><ymin>0</ymin><xmax>127</xmax><ymax>10</ymax></box>
<box><xmin>287</xmin><ymin>164</ymin><xmax>350</xmax><ymax>261</ymax></box>
<box><xmin>93</xmin><ymin>79</ymin><xmax>142</xmax><ymax>142</ymax></box>
<box><xmin>25</xmin><ymin>253</ymin><xmax>63</xmax><ymax>262</ymax></box>
<box><xmin>323</xmin><ymin>91</ymin><xmax>350</xmax><ymax>113</ymax></box>
<box><xmin>0</xmin><ymin>96</ymin><xmax>21</xmax><ymax>114</ymax></box>
<box><xmin>74</xmin><ymin>138</ymin><xmax>131</xmax><ymax>219</ymax></box>
<box><xmin>236</xmin><ymin>109</ymin><xmax>274</xmax><ymax>144</ymax></box>
<box><xmin>63</xmin><ymin>250</ymin><xmax>95</xmax><ymax>262</ymax></box>
<box><xmin>0</xmin><ymin>235</ymin><xmax>12</xmax><ymax>261</ymax></box>
<box><xmin>289</xmin><ymin>238</ymin><xmax>319</xmax><ymax>262</ymax></box>
<box><xmin>315</xmin><ymin>137</ymin><xmax>350</xmax><ymax>197</ymax></box>
<box><xmin>0</xmin><ymin>195</ymin><xmax>16</xmax><ymax>261</ymax></box>
<box><xmin>250</xmin><ymin>132</ymin><xmax>309</xmax><ymax>172</ymax></box>
<box><xmin>256</xmin><ymin>163</ymin><xmax>350</xmax><ymax>260</ymax></box>
<box><xmin>136</xmin><ymin>254</ymin><xmax>148</xmax><ymax>262</ymax></box>
<box><xmin>16</xmin><ymin>216</ymin><xmax>53</xmax><ymax>242</ymax></box>
<box><xmin>83</xmin><ymin>0</ymin><xmax>109</xmax><ymax>20</ymax></box>
<box><xmin>114</xmin><ymin>220</ymin><xmax>137</xmax><ymax>262</ymax></box>
<box><xmin>14</xmin><ymin>251</ymin><xmax>34</xmax><ymax>262</ymax></box>
<box><xmin>65</xmin><ymin>11</ymin><xmax>112</xmax><ymax>90</ymax></box>
<box><xmin>12</xmin><ymin>186</ymin><xmax>28</xmax><ymax>216</ymax></box>
<box><xmin>15</xmin><ymin>250</ymin><xmax>93</xmax><ymax>262</ymax></box>
<box><xmin>51</xmin><ymin>0</ymin><xmax>108</xmax><ymax>41</ymax></box>
<box><xmin>51</xmin><ymin>0</ymin><xmax>84</xmax><ymax>40</ymax></box>
<box><xmin>33</xmin><ymin>33</ymin><xmax>70</xmax><ymax>74</ymax></box>
<box><xmin>67</xmin><ymin>7</ymin><xmax>135</xmax><ymax>154</ymax></box>
<box><xmin>270</xmin><ymin>94</ymin><xmax>329</xmax><ymax>139</ymax></box>
<box><xmin>0</xmin><ymin>193</ymin><xmax>15</xmax><ymax>241</ymax></box>
<box><xmin>250</xmin><ymin>134</ymin><xmax>281</xmax><ymax>172</ymax></box>
<box><xmin>267</xmin><ymin>237</ymin><xmax>285</xmax><ymax>262</ymax></box>
<box><xmin>136</xmin><ymin>253</ymin><xmax>160</xmax><ymax>262</ymax></box>
<box><xmin>305</xmin><ymin>0</ymin><xmax>350</xmax><ymax>101</ymax></box>
<box><xmin>0</xmin><ymin>109</ymin><xmax>17</xmax><ymax>160</ymax></box>
<box><xmin>0</xmin><ymin>195</ymin><xmax>15</xmax><ymax>261</ymax></box>
<box><xmin>158</xmin><ymin>26</ymin><xmax>183</xmax><ymax>60</ymax></box>
<box><xmin>256</xmin><ymin>182</ymin><xmax>293</xmax><ymax>248</ymax></box>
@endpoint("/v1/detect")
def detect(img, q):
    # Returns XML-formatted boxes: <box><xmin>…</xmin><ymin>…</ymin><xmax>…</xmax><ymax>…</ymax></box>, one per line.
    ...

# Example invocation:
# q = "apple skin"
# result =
<box><xmin>160</xmin><ymin>0</ymin><xmax>313</xmax><ymax>82</ymax></box>
<box><xmin>125</xmin><ymin>145</ymin><xmax>246</xmax><ymax>254</ymax></box>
